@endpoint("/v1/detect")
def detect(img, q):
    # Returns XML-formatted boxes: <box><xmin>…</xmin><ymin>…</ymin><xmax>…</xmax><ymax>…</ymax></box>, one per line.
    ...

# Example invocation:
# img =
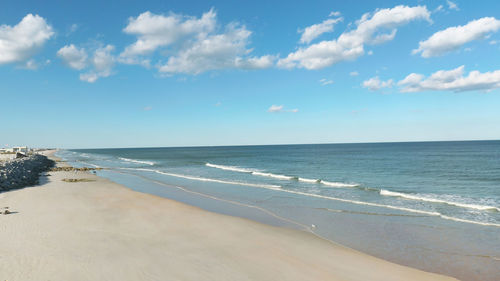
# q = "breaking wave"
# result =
<box><xmin>205</xmin><ymin>163</ymin><xmax>358</xmax><ymax>188</ymax></box>
<box><xmin>120</xmin><ymin>167</ymin><xmax>281</xmax><ymax>189</ymax></box>
<box><xmin>119</xmin><ymin>167</ymin><xmax>500</xmax><ymax>227</ymax></box>
<box><xmin>119</xmin><ymin>157</ymin><xmax>155</xmax><ymax>166</ymax></box>
<box><xmin>380</xmin><ymin>190</ymin><xmax>500</xmax><ymax>212</ymax></box>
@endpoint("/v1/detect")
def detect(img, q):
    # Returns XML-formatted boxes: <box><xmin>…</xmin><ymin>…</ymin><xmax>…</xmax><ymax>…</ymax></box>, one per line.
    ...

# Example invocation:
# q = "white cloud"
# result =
<box><xmin>329</xmin><ymin>11</ymin><xmax>341</xmax><ymax>17</ymax></box>
<box><xmin>413</xmin><ymin>17</ymin><xmax>500</xmax><ymax>57</ymax></box>
<box><xmin>58</xmin><ymin>44</ymin><xmax>116</xmax><ymax>83</ymax></box>
<box><xmin>268</xmin><ymin>105</ymin><xmax>298</xmax><ymax>113</ymax></box>
<box><xmin>66</xmin><ymin>23</ymin><xmax>79</xmax><ymax>36</ymax></box>
<box><xmin>234</xmin><ymin>55</ymin><xmax>276</xmax><ymax>70</ymax></box>
<box><xmin>490</xmin><ymin>40</ymin><xmax>498</xmax><ymax>45</ymax></box>
<box><xmin>299</xmin><ymin>17</ymin><xmax>343</xmax><ymax>44</ymax></box>
<box><xmin>278</xmin><ymin>5</ymin><xmax>430</xmax><ymax>70</ymax></box>
<box><xmin>362</xmin><ymin>76</ymin><xmax>394</xmax><ymax>91</ymax></box>
<box><xmin>0</xmin><ymin>14</ymin><xmax>54</xmax><ymax>64</ymax></box>
<box><xmin>24</xmin><ymin>59</ymin><xmax>38</xmax><ymax>70</ymax></box>
<box><xmin>19</xmin><ymin>59</ymin><xmax>49</xmax><ymax>70</ymax></box>
<box><xmin>80</xmin><ymin>45</ymin><xmax>115</xmax><ymax>83</ymax></box>
<box><xmin>268</xmin><ymin>105</ymin><xmax>283</xmax><ymax>112</ymax></box>
<box><xmin>79</xmin><ymin>72</ymin><xmax>99</xmax><ymax>83</ymax></box>
<box><xmin>434</xmin><ymin>5</ymin><xmax>444</xmax><ymax>13</ymax></box>
<box><xmin>398</xmin><ymin>65</ymin><xmax>500</xmax><ymax>92</ymax></box>
<box><xmin>446</xmin><ymin>0</ymin><xmax>459</xmax><ymax>11</ymax></box>
<box><xmin>158</xmin><ymin>22</ymin><xmax>274</xmax><ymax>74</ymax></box>
<box><xmin>319</xmin><ymin>78</ymin><xmax>334</xmax><ymax>85</ymax></box>
<box><xmin>92</xmin><ymin>45</ymin><xmax>115</xmax><ymax>75</ymax></box>
<box><xmin>57</xmin><ymin>44</ymin><xmax>88</xmax><ymax>70</ymax></box>
<box><xmin>350</xmin><ymin>71</ymin><xmax>359</xmax><ymax>76</ymax></box>
<box><xmin>121</xmin><ymin>9</ymin><xmax>273</xmax><ymax>75</ymax></box>
<box><xmin>121</xmin><ymin>9</ymin><xmax>216</xmax><ymax>58</ymax></box>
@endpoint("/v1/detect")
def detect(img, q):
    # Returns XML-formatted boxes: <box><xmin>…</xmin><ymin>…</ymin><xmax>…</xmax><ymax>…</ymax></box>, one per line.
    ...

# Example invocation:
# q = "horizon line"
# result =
<box><xmin>63</xmin><ymin>138</ymin><xmax>500</xmax><ymax>150</ymax></box>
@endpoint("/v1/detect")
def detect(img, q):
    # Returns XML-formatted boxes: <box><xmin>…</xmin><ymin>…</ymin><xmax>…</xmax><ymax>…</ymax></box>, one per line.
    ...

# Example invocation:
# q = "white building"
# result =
<box><xmin>0</xmin><ymin>146</ymin><xmax>29</xmax><ymax>154</ymax></box>
<box><xmin>13</xmin><ymin>146</ymin><xmax>28</xmax><ymax>153</ymax></box>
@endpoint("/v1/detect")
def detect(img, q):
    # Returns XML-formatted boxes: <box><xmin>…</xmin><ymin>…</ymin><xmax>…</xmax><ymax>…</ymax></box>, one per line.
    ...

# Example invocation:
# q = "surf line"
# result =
<box><xmin>111</xmin><ymin>169</ymin><xmax>313</xmax><ymax>232</ymax></box>
<box><xmin>116</xmin><ymin>167</ymin><xmax>500</xmax><ymax>228</ymax></box>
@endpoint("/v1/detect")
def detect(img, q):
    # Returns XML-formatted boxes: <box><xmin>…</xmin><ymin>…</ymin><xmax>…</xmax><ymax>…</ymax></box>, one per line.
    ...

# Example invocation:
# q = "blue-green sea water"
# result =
<box><xmin>56</xmin><ymin>141</ymin><xmax>500</xmax><ymax>281</ymax></box>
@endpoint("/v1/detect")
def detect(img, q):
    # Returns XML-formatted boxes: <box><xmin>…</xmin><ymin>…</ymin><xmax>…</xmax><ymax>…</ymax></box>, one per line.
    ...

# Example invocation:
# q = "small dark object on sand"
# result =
<box><xmin>62</xmin><ymin>178</ymin><xmax>96</xmax><ymax>183</ymax></box>
<box><xmin>3</xmin><ymin>209</ymin><xmax>11</xmax><ymax>215</ymax></box>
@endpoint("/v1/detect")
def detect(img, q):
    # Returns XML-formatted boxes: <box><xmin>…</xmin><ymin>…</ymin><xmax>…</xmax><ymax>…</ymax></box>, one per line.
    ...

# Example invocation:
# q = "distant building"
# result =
<box><xmin>0</xmin><ymin>146</ymin><xmax>30</xmax><ymax>154</ymax></box>
<box><xmin>13</xmin><ymin>146</ymin><xmax>28</xmax><ymax>153</ymax></box>
<box><xmin>0</xmin><ymin>148</ymin><xmax>14</xmax><ymax>153</ymax></box>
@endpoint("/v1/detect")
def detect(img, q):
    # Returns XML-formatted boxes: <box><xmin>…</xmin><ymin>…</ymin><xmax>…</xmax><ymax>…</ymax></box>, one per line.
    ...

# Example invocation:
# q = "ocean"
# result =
<box><xmin>56</xmin><ymin>141</ymin><xmax>500</xmax><ymax>280</ymax></box>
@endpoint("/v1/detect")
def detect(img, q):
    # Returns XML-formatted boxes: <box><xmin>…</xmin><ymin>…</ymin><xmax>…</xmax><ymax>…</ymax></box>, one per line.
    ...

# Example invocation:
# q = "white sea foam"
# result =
<box><xmin>121</xmin><ymin>168</ymin><xmax>281</xmax><ymax>190</ymax></box>
<box><xmin>118</xmin><ymin>167</ymin><xmax>500</xmax><ymax>227</ymax></box>
<box><xmin>380</xmin><ymin>190</ymin><xmax>500</xmax><ymax>212</ymax></box>
<box><xmin>205</xmin><ymin>163</ymin><xmax>254</xmax><ymax>173</ymax></box>
<box><xmin>251</xmin><ymin>171</ymin><xmax>295</xmax><ymax>180</ymax></box>
<box><xmin>206</xmin><ymin>162</ymin><xmax>357</xmax><ymax>187</ymax></box>
<box><xmin>119</xmin><ymin>157</ymin><xmax>155</xmax><ymax>166</ymax></box>
<box><xmin>439</xmin><ymin>215</ymin><xmax>500</xmax><ymax>227</ymax></box>
<box><xmin>321</xmin><ymin>180</ymin><xmax>359</xmax><ymax>188</ymax></box>
<box><xmin>298</xmin><ymin>177</ymin><xmax>320</xmax><ymax>183</ymax></box>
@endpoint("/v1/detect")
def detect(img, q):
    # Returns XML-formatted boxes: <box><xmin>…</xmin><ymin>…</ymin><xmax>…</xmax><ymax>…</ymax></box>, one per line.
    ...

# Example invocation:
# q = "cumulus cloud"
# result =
<box><xmin>0</xmin><ymin>14</ymin><xmax>54</xmax><ymax>64</ymax></box>
<box><xmin>57</xmin><ymin>44</ymin><xmax>88</xmax><ymax>70</ymax></box>
<box><xmin>121</xmin><ymin>10</ymin><xmax>216</xmax><ymax>58</ymax></box>
<box><xmin>278</xmin><ymin>5</ymin><xmax>430</xmax><ymax>70</ymax></box>
<box><xmin>121</xmin><ymin>9</ymin><xmax>273</xmax><ymax>75</ymax></box>
<box><xmin>299</xmin><ymin>17</ymin><xmax>343</xmax><ymax>44</ymax></box>
<box><xmin>413</xmin><ymin>17</ymin><xmax>500</xmax><ymax>57</ymax></box>
<box><xmin>58</xmin><ymin>44</ymin><xmax>116</xmax><ymax>83</ymax></box>
<box><xmin>80</xmin><ymin>45</ymin><xmax>115</xmax><ymax>83</ymax></box>
<box><xmin>362</xmin><ymin>76</ymin><xmax>394</xmax><ymax>91</ymax></box>
<box><xmin>268</xmin><ymin>105</ymin><xmax>298</xmax><ymax>113</ymax></box>
<box><xmin>350</xmin><ymin>71</ymin><xmax>359</xmax><ymax>76</ymax></box>
<box><xmin>398</xmin><ymin>65</ymin><xmax>500</xmax><ymax>92</ymax></box>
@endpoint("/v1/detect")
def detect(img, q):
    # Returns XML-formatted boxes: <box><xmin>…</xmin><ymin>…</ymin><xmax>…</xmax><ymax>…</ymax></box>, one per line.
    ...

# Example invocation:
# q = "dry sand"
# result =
<box><xmin>0</xmin><ymin>152</ymin><xmax>457</xmax><ymax>281</ymax></box>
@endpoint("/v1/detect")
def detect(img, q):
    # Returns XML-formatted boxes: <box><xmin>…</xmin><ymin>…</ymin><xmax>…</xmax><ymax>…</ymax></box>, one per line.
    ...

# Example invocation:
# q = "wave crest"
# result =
<box><xmin>206</xmin><ymin>162</ymin><xmax>357</xmax><ymax>188</ymax></box>
<box><xmin>119</xmin><ymin>157</ymin><xmax>155</xmax><ymax>166</ymax></box>
<box><xmin>380</xmin><ymin>190</ymin><xmax>500</xmax><ymax>212</ymax></box>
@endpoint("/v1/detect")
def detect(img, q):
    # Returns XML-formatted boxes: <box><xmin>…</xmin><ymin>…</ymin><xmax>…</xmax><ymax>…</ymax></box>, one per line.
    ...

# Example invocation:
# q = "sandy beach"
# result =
<box><xmin>0</xmin><ymin>152</ymin><xmax>457</xmax><ymax>281</ymax></box>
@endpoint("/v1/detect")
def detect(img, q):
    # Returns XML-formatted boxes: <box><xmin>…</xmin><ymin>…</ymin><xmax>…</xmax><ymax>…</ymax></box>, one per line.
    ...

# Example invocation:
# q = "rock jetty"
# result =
<box><xmin>0</xmin><ymin>154</ymin><xmax>55</xmax><ymax>191</ymax></box>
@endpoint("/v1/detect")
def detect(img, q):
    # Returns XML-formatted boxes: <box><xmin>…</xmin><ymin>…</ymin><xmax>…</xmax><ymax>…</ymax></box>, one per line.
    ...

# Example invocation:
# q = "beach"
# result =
<box><xmin>0</xmin><ymin>151</ymin><xmax>458</xmax><ymax>280</ymax></box>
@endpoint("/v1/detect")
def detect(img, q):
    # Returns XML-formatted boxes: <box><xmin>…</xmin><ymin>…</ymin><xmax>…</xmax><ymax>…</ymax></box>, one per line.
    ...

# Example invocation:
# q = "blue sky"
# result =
<box><xmin>1</xmin><ymin>0</ymin><xmax>500</xmax><ymax>148</ymax></box>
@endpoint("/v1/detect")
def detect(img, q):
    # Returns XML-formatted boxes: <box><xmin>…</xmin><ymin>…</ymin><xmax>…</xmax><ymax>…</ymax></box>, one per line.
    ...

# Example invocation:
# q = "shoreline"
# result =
<box><xmin>0</xmin><ymin>150</ymin><xmax>457</xmax><ymax>280</ymax></box>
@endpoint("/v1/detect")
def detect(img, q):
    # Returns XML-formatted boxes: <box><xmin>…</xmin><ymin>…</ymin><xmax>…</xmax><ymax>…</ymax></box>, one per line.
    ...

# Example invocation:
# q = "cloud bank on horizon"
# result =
<box><xmin>1</xmin><ymin>1</ymin><xmax>500</xmax><ymax>94</ymax></box>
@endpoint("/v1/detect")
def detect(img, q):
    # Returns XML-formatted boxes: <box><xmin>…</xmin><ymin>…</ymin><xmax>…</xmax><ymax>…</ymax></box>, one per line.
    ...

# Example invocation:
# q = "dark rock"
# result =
<box><xmin>0</xmin><ymin>154</ymin><xmax>55</xmax><ymax>191</ymax></box>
